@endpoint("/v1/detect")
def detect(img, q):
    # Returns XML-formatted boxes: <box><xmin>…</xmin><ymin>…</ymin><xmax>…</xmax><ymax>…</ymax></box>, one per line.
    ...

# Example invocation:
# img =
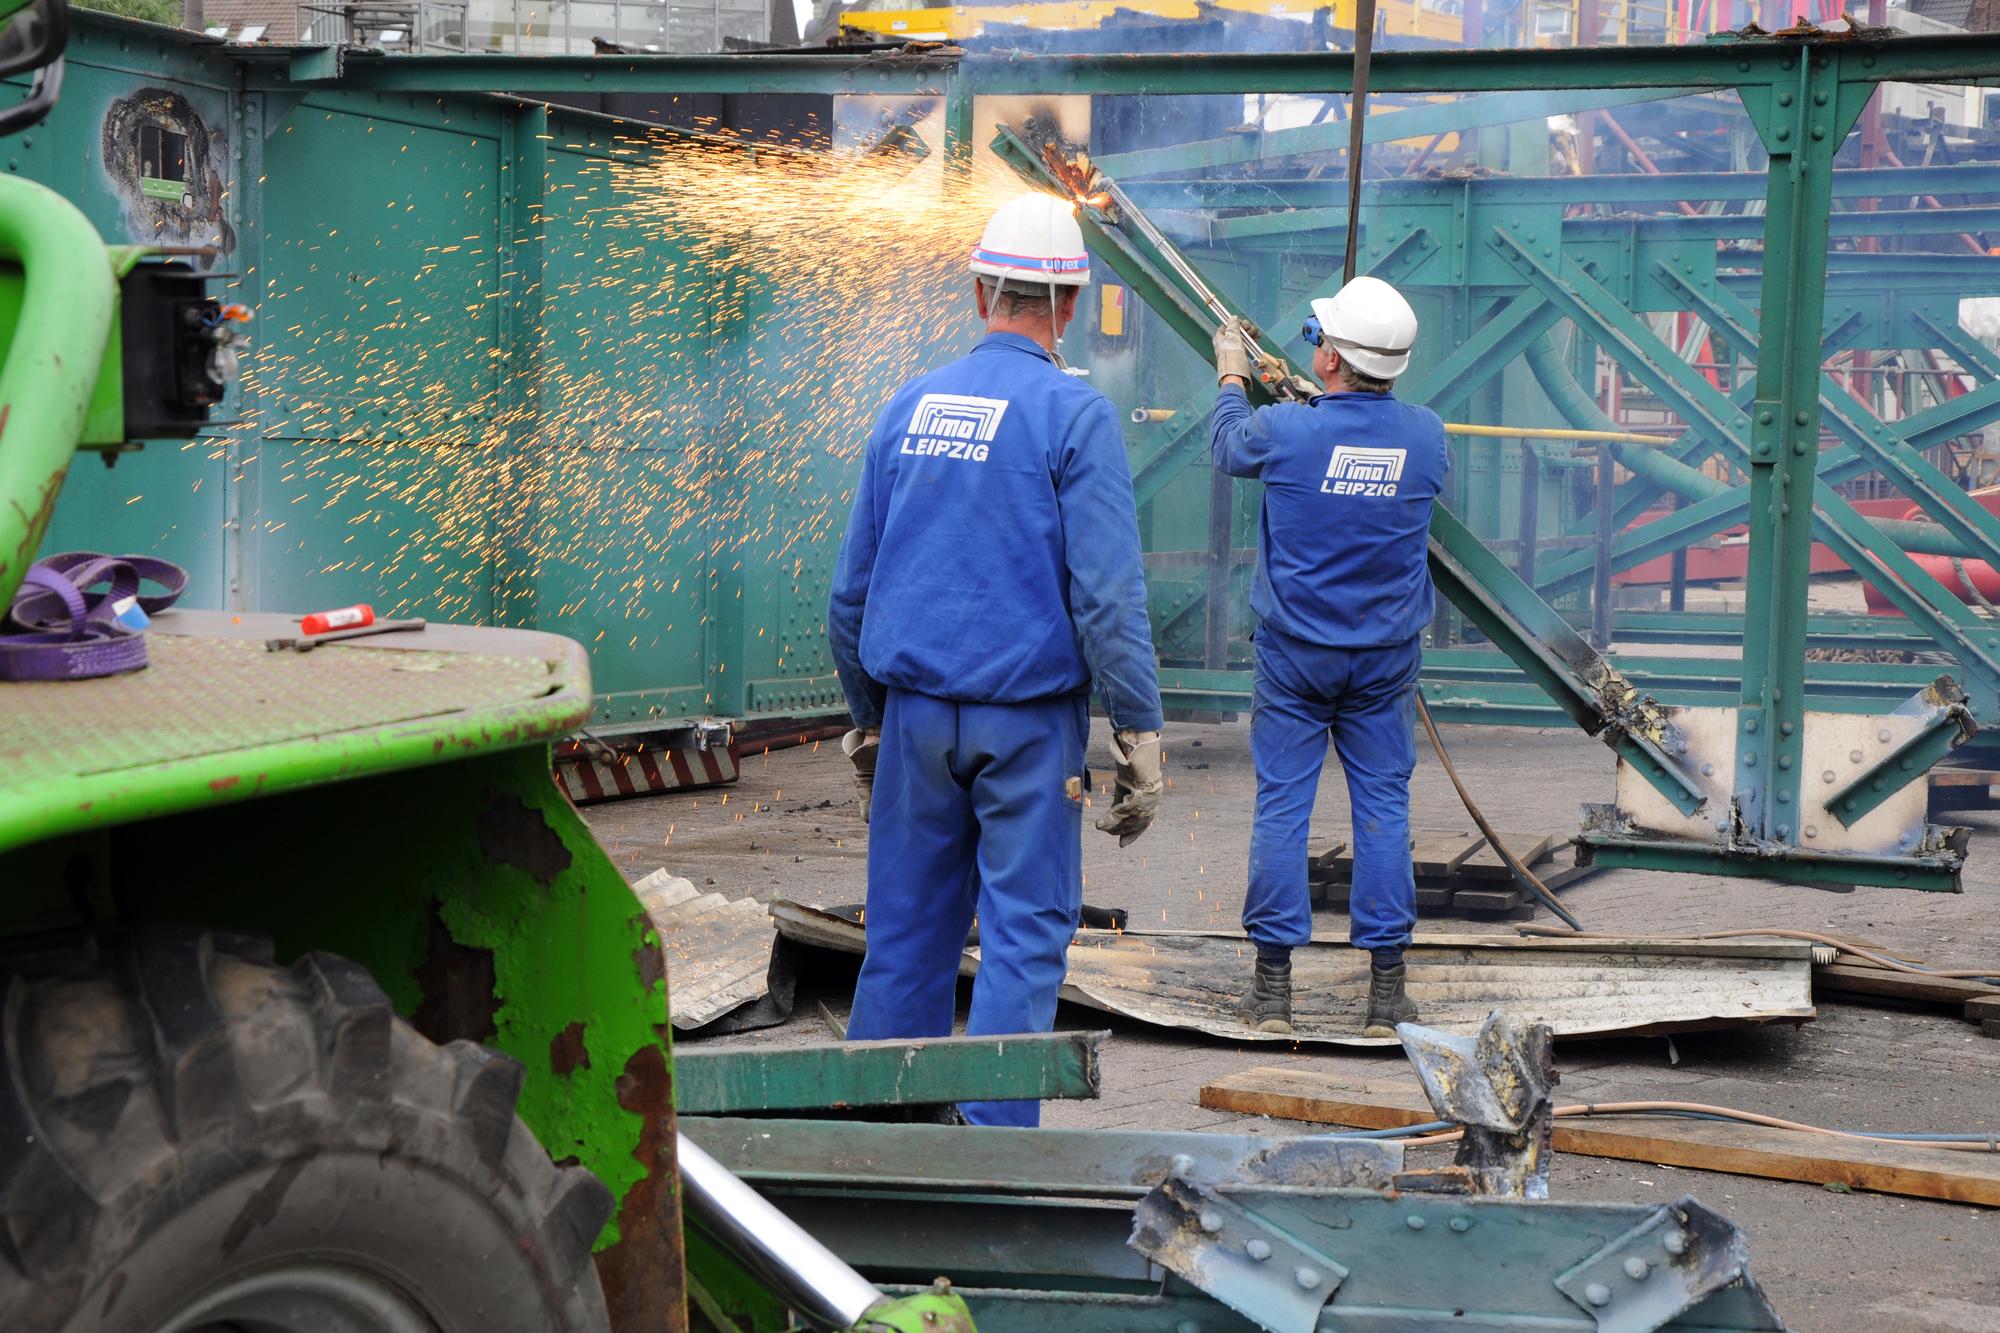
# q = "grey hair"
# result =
<box><xmin>978</xmin><ymin>275</ymin><xmax>1056</xmax><ymax>319</ymax></box>
<box><xmin>1334</xmin><ymin>358</ymin><xmax>1394</xmax><ymax>394</ymax></box>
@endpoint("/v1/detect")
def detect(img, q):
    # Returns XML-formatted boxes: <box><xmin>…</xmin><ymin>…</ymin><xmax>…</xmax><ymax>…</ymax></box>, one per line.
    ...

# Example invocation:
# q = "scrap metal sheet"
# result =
<box><xmin>638</xmin><ymin>871</ymin><xmax>775</xmax><ymax>1031</ymax></box>
<box><xmin>769</xmin><ymin>900</ymin><xmax>1813</xmax><ymax>1048</ymax></box>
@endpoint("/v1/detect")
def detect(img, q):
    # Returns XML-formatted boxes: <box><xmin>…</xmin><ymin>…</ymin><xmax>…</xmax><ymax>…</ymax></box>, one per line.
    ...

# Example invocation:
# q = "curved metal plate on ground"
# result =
<box><xmin>638</xmin><ymin>871</ymin><xmax>780</xmax><ymax>1031</ymax></box>
<box><xmin>768</xmin><ymin>900</ymin><xmax>1814</xmax><ymax>1047</ymax></box>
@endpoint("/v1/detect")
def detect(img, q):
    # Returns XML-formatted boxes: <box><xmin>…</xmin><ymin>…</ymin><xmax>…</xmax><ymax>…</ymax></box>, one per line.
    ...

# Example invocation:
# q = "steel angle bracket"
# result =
<box><xmin>1128</xmin><ymin>1176</ymin><xmax>1346</xmax><ymax>1333</ymax></box>
<box><xmin>1554</xmin><ymin>1197</ymin><xmax>1783</xmax><ymax>1333</ymax></box>
<box><xmin>1824</xmin><ymin>677</ymin><xmax>1978</xmax><ymax>828</ymax></box>
<box><xmin>1395</xmin><ymin>1010</ymin><xmax>1557</xmax><ymax>1200</ymax></box>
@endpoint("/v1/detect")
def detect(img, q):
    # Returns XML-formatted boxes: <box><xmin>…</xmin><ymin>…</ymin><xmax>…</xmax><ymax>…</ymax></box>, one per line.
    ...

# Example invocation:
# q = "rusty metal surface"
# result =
<box><xmin>1396</xmin><ymin>1011</ymin><xmax>1558</xmax><ymax>1200</ymax></box>
<box><xmin>769</xmin><ymin>900</ymin><xmax>1815</xmax><ymax>1048</ymax></box>
<box><xmin>1</xmin><ymin>608</ymin><xmax>592</xmax><ymax>854</ymax></box>
<box><xmin>635</xmin><ymin>871</ymin><xmax>778</xmax><ymax>1031</ymax></box>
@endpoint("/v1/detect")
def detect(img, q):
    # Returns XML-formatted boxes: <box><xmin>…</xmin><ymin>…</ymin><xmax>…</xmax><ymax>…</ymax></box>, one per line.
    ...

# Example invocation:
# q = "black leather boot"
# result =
<box><xmin>1363</xmin><ymin>961</ymin><xmax>1419</xmax><ymax>1038</ymax></box>
<box><xmin>1235</xmin><ymin>959</ymin><xmax>1293</xmax><ymax>1035</ymax></box>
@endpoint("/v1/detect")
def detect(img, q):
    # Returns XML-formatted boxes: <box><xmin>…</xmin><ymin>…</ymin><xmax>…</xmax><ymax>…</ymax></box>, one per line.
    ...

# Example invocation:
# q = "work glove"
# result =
<box><xmin>1212</xmin><ymin>317</ymin><xmax>1258</xmax><ymax>386</ymax></box>
<box><xmin>1095</xmin><ymin>728</ymin><xmax>1164</xmax><ymax>847</ymax></box>
<box><xmin>841</xmin><ymin>727</ymin><xmax>879</xmax><ymax>823</ymax></box>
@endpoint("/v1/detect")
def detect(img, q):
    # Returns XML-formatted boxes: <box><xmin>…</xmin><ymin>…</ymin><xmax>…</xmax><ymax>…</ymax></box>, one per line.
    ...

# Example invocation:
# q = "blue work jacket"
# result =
<box><xmin>829</xmin><ymin>332</ymin><xmax>1164</xmax><ymax>733</ymax></box>
<box><xmin>1211</xmin><ymin>383</ymin><xmax>1449</xmax><ymax>648</ymax></box>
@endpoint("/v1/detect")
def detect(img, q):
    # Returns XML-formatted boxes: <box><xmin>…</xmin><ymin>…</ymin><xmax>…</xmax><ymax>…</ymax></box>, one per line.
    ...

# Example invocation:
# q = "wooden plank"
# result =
<box><xmin>1200</xmin><ymin>1067</ymin><xmax>2000</xmax><ymax>1207</ymax></box>
<box><xmin>1451</xmin><ymin>888</ymin><xmax>1524</xmax><ymax>912</ymax></box>
<box><xmin>1814</xmin><ymin>961</ymin><xmax>2000</xmax><ymax>1009</ymax></box>
<box><xmin>1965</xmin><ymin>995</ymin><xmax>2000</xmax><ymax>1036</ymax></box>
<box><xmin>1456</xmin><ymin>831</ymin><xmax>1561</xmax><ymax>879</ymax></box>
<box><xmin>1410</xmin><ymin>831</ymin><xmax>1485</xmax><ymax>877</ymax></box>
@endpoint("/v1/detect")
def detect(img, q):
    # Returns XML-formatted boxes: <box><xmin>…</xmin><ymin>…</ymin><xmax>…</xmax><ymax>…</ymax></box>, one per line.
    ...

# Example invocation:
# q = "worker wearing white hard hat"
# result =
<box><xmin>1209</xmin><ymin>274</ymin><xmax>1448</xmax><ymax>1039</ymax></box>
<box><xmin>828</xmin><ymin>192</ymin><xmax>1163</xmax><ymax>1127</ymax></box>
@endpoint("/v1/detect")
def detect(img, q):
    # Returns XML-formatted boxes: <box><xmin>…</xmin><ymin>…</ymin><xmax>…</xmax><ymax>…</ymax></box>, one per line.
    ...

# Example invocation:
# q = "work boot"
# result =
<box><xmin>1363</xmin><ymin>962</ymin><xmax>1419</xmax><ymax>1038</ymax></box>
<box><xmin>1236</xmin><ymin>959</ymin><xmax>1293</xmax><ymax>1035</ymax></box>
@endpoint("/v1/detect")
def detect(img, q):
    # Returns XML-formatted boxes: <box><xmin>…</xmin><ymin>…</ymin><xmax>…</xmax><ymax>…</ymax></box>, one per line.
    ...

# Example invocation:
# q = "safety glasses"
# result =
<box><xmin>1301</xmin><ymin>315</ymin><xmax>1324</xmax><ymax>347</ymax></box>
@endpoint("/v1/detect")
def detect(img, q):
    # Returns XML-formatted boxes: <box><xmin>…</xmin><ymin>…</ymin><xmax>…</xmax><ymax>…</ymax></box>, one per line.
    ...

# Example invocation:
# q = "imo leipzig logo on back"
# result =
<box><xmin>1321</xmin><ymin>444</ymin><xmax>1407</xmax><ymax>497</ymax></box>
<box><xmin>901</xmin><ymin>393</ymin><xmax>1009</xmax><ymax>462</ymax></box>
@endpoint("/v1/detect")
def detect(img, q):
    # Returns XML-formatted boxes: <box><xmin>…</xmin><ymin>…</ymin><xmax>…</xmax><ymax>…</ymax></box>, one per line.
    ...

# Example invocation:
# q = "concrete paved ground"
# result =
<box><xmin>588</xmin><ymin>713</ymin><xmax>2000</xmax><ymax>1331</ymax></box>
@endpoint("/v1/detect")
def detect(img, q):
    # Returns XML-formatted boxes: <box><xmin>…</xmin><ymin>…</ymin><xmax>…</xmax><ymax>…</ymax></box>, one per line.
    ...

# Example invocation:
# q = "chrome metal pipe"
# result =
<box><xmin>676</xmin><ymin>1131</ymin><xmax>885</xmax><ymax>1331</ymax></box>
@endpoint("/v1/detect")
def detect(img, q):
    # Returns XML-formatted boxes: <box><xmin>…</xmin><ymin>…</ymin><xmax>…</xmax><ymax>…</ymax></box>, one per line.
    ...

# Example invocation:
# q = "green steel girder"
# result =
<box><xmin>1575</xmin><ymin>826</ymin><xmax>1967</xmax><ymax>891</ymax></box>
<box><xmin>1492</xmin><ymin>230</ymin><xmax>2000</xmax><ymax>725</ymax></box>
<box><xmin>1914</xmin><ymin>308</ymin><xmax>2000</xmax><ymax>383</ymax></box>
<box><xmin>1397</xmin><ymin>291</ymin><xmax>1563</xmax><ymax>418</ymax></box>
<box><xmin>1668</xmin><ymin>275</ymin><xmax>2000</xmax><ymax>573</ymax></box>
<box><xmin>1823</xmin><ymin>679</ymin><xmax>1978</xmax><ymax>828</ymax></box>
<box><xmin>1138</xmin><ymin>162</ymin><xmax>2000</xmax><ymax>218</ymax></box>
<box><xmin>673</xmin><ymin>1031</ymin><xmax>1106</xmax><ymax>1114</ymax></box>
<box><xmin>1093</xmin><ymin>86</ymin><xmax>1696</xmax><ymax>180</ymax></box>
<box><xmin>279</xmin><ymin>31</ymin><xmax>2000</xmax><ymax>99</ymax></box>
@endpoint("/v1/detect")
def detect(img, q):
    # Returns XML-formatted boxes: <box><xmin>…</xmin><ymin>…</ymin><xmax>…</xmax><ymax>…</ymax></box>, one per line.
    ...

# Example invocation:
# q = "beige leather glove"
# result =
<box><xmin>1213</xmin><ymin>317</ymin><xmax>1257</xmax><ymax>386</ymax></box>
<box><xmin>1095</xmin><ymin>729</ymin><xmax>1164</xmax><ymax>846</ymax></box>
<box><xmin>841</xmin><ymin>728</ymin><xmax>879</xmax><ymax>822</ymax></box>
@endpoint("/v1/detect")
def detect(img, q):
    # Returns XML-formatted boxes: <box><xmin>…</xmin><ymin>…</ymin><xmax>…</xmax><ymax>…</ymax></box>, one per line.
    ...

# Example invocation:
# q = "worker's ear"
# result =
<box><xmin>1318</xmin><ymin>342</ymin><xmax>1338</xmax><ymax>385</ymax></box>
<box><xmin>1058</xmin><ymin>286</ymin><xmax>1081</xmax><ymax>322</ymax></box>
<box><xmin>974</xmin><ymin>278</ymin><xmax>991</xmax><ymax>322</ymax></box>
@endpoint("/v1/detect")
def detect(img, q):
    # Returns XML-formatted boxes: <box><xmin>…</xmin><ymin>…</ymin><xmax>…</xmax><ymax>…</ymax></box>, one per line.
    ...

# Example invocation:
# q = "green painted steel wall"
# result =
<box><xmin>32</xmin><ymin>14</ymin><xmax>937</xmax><ymax>726</ymax></box>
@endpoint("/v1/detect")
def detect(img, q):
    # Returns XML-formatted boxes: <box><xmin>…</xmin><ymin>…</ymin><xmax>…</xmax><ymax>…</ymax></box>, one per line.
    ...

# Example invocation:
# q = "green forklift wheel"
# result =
<box><xmin>0</xmin><ymin>925</ymin><xmax>615</xmax><ymax>1333</ymax></box>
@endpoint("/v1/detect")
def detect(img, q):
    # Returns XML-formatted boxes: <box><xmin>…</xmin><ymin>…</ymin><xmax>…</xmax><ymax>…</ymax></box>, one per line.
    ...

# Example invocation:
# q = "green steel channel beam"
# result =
<box><xmin>1220</xmin><ymin>200</ymin><xmax>2000</xmax><ymax>245</ymax></box>
<box><xmin>1823</xmin><ymin>679</ymin><xmax>1977</xmax><ymax>828</ymax></box>
<box><xmin>993</xmin><ymin>129</ymin><xmax>1706</xmax><ymax>814</ymax></box>
<box><xmin>1672</xmin><ymin>275</ymin><xmax>2000</xmax><ymax>573</ymax></box>
<box><xmin>1492</xmin><ymin>231</ymin><xmax>2000</xmax><ymax>724</ymax></box>
<box><xmin>1575</xmin><ymin>827</ymin><xmax>1965</xmax><ymax>891</ymax></box>
<box><xmin>678</xmin><ymin>1117</ymin><xmax>1400</xmax><ymax>1198</ymax></box>
<box><xmin>1913</xmin><ymin>308</ymin><xmax>2000</xmax><ymax>383</ymax></box>
<box><xmin>291</xmin><ymin>32</ymin><xmax>2000</xmax><ymax>98</ymax></box>
<box><xmin>1095</xmin><ymin>87</ymin><xmax>1696</xmax><ymax>180</ymax></box>
<box><xmin>1604</xmin><ymin>611</ymin><xmax>1944</xmax><ymax>654</ymax></box>
<box><xmin>1563</xmin><ymin>204</ymin><xmax>2000</xmax><ymax>242</ymax></box>
<box><xmin>671</xmin><ymin>1031</ymin><xmax>1106</xmax><ymax>1113</ymax></box>
<box><xmin>1172</xmin><ymin>163</ymin><xmax>2000</xmax><ymax>222</ymax></box>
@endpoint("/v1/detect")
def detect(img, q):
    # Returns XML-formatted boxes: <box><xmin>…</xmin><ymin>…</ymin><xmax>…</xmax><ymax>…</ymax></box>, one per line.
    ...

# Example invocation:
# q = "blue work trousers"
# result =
<box><xmin>846</xmin><ymin>688</ymin><xmax>1088</xmax><ymax>1127</ymax></box>
<box><xmin>1244</xmin><ymin>626</ymin><xmax>1422</xmax><ymax>955</ymax></box>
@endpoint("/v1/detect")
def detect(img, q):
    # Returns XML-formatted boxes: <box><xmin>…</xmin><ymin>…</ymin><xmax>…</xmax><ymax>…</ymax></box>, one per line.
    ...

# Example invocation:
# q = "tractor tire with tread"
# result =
<box><xmin>0</xmin><ymin>924</ymin><xmax>614</xmax><ymax>1333</ymax></box>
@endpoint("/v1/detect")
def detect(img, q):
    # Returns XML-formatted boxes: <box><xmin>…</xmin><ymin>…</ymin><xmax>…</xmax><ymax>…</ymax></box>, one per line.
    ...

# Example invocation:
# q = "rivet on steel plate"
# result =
<box><xmin>1176</xmin><ymin>1322</ymin><xmax>1201</xmax><ymax>1333</ymax></box>
<box><xmin>1663</xmin><ymin>1230</ymin><xmax>1689</xmax><ymax>1256</ymax></box>
<box><xmin>1198</xmin><ymin>1209</ymin><xmax>1223</xmax><ymax>1234</ymax></box>
<box><xmin>1246</xmin><ymin>1239</ymin><xmax>1273</xmax><ymax>1262</ymax></box>
<box><xmin>1295</xmin><ymin>1267</ymin><xmax>1321</xmax><ymax>1289</ymax></box>
<box><xmin>1448</xmin><ymin>1216</ymin><xmax>1472</xmax><ymax>1233</ymax></box>
<box><xmin>1623</xmin><ymin>1257</ymin><xmax>1650</xmax><ymax>1280</ymax></box>
<box><xmin>1585</xmin><ymin>1282</ymin><xmax>1613</xmax><ymax>1307</ymax></box>
<box><xmin>1406</xmin><ymin>1215</ymin><xmax>1426</xmax><ymax>1231</ymax></box>
<box><xmin>1170</xmin><ymin>1153</ymin><xmax>1195</xmax><ymax>1175</ymax></box>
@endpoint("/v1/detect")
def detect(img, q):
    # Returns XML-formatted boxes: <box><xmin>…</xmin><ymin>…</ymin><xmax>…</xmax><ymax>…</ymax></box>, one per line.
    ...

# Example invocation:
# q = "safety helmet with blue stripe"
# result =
<box><xmin>970</xmin><ymin>192</ymin><xmax>1092</xmax><ymax>289</ymax></box>
<box><xmin>1302</xmin><ymin>275</ymin><xmax>1418</xmax><ymax>380</ymax></box>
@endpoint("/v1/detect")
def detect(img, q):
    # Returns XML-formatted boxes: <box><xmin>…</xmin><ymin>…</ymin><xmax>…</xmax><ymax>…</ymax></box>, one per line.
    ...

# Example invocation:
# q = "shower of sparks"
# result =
<box><xmin>223</xmin><ymin>111</ymin><xmax>1048</xmax><ymax>690</ymax></box>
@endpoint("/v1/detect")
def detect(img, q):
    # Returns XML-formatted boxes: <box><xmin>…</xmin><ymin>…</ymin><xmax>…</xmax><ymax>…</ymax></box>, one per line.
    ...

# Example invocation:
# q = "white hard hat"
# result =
<box><xmin>970</xmin><ymin>193</ymin><xmax>1091</xmax><ymax>288</ymax></box>
<box><xmin>1309</xmin><ymin>275</ymin><xmax>1418</xmax><ymax>380</ymax></box>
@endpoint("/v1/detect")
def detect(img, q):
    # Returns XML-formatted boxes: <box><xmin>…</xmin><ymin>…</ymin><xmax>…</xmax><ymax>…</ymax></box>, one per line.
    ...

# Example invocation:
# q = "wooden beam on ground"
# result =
<box><xmin>1200</xmin><ymin>1067</ymin><xmax>2000</xmax><ymax>1207</ymax></box>
<box><xmin>1813</xmin><ymin>960</ymin><xmax>2000</xmax><ymax>1010</ymax></box>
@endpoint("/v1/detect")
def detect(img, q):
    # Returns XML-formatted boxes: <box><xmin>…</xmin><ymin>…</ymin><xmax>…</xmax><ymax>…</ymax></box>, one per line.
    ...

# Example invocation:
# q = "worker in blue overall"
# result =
<box><xmin>1209</xmin><ymin>276</ymin><xmax>1447</xmax><ymax>1038</ymax></box>
<box><xmin>828</xmin><ymin>193</ymin><xmax>1166</xmax><ymax>1126</ymax></box>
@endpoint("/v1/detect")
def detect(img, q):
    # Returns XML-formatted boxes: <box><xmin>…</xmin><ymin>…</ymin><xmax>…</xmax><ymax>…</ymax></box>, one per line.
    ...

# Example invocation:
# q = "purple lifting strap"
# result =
<box><xmin>0</xmin><ymin>553</ymin><xmax>189</xmax><ymax>682</ymax></box>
